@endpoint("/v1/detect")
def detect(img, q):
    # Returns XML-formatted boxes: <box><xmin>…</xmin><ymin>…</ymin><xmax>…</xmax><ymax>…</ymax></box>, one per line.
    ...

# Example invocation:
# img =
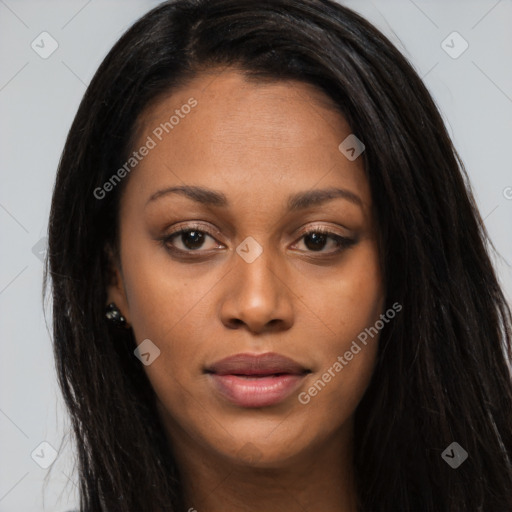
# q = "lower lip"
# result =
<box><xmin>208</xmin><ymin>373</ymin><xmax>306</xmax><ymax>408</ymax></box>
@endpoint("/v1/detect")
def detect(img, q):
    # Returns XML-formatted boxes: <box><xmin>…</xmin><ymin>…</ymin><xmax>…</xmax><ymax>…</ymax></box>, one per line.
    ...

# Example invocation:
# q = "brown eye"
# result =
<box><xmin>294</xmin><ymin>229</ymin><xmax>356</xmax><ymax>254</ymax></box>
<box><xmin>162</xmin><ymin>224</ymin><xmax>224</xmax><ymax>256</ymax></box>
<box><xmin>303</xmin><ymin>232</ymin><xmax>329</xmax><ymax>251</ymax></box>
<box><xmin>174</xmin><ymin>230</ymin><xmax>207</xmax><ymax>250</ymax></box>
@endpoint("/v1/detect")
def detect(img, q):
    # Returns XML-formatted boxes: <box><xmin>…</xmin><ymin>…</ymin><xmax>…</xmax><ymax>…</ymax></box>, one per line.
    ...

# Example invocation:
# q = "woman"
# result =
<box><xmin>45</xmin><ymin>0</ymin><xmax>512</xmax><ymax>510</ymax></box>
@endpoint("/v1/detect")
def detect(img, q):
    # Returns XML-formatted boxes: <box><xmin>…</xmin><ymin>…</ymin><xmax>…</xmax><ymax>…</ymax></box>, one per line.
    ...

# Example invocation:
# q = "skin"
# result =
<box><xmin>107</xmin><ymin>68</ymin><xmax>385</xmax><ymax>512</ymax></box>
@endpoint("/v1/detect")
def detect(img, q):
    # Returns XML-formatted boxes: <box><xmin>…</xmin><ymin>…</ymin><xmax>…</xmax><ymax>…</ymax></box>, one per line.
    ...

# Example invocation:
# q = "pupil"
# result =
<box><xmin>305</xmin><ymin>232</ymin><xmax>327</xmax><ymax>251</ymax></box>
<box><xmin>182</xmin><ymin>230</ymin><xmax>204</xmax><ymax>250</ymax></box>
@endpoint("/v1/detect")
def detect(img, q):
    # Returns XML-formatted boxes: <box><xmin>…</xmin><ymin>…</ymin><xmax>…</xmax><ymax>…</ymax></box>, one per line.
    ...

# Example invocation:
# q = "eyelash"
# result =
<box><xmin>160</xmin><ymin>223</ymin><xmax>356</xmax><ymax>259</ymax></box>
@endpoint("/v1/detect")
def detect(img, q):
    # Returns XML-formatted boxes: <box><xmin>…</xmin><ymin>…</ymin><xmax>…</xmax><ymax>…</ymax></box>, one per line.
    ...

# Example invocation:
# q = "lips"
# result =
<box><xmin>206</xmin><ymin>352</ymin><xmax>308</xmax><ymax>376</ymax></box>
<box><xmin>205</xmin><ymin>353</ymin><xmax>310</xmax><ymax>407</ymax></box>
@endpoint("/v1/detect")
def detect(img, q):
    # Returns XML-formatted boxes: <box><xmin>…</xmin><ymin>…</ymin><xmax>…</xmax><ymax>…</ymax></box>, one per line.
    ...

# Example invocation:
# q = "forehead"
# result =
<box><xmin>140</xmin><ymin>69</ymin><xmax>349</xmax><ymax>149</ymax></box>
<box><xmin>124</xmin><ymin>69</ymin><xmax>371</xmax><ymax>216</ymax></box>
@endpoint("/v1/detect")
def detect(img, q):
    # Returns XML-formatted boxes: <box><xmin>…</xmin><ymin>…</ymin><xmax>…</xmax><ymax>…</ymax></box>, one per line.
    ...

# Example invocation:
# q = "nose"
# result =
<box><xmin>219</xmin><ymin>245</ymin><xmax>295</xmax><ymax>334</ymax></box>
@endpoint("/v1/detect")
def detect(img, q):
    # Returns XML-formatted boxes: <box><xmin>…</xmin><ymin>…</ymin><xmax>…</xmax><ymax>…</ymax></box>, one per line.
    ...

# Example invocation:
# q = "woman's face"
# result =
<box><xmin>108</xmin><ymin>69</ymin><xmax>384</xmax><ymax>468</ymax></box>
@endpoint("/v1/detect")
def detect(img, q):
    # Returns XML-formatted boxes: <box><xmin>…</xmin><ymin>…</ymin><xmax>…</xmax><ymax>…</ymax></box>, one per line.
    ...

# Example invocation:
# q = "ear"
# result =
<box><xmin>105</xmin><ymin>244</ymin><xmax>131</xmax><ymax>325</ymax></box>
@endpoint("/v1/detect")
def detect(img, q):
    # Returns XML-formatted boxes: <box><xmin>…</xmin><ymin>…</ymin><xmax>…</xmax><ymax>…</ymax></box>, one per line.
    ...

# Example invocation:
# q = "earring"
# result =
<box><xmin>105</xmin><ymin>302</ymin><xmax>128</xmax><ymax>327</ymax></box>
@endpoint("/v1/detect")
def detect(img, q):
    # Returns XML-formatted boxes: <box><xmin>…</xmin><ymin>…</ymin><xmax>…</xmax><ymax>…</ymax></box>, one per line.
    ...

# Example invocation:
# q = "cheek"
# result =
<box><xmin>298</xmin><ymin>340</ymin><xmax>377</xmax><ymax>441</ymax></box>
<box><xmin>302</xmin><ymin>240</ymin><xmax>384</xmax><ymax>343</ymax></box>
<box><xmin>116</xmin><ymin>234</ymin><xmax>210</xmax><ymax>384</ymax></box>
<box><xmin>121</xmin><ymin>253</ymin><xmax>217</xmax><ymax>419</ymax></box>
<box><xmin>121</xmin><ymin>233</ymin><xmax>218</xmax><ymax>341</ymax></box>
<box><xmin>295</xmin><ymin>242</ymin><xmax>383</xmax><ymax>411</ymax></box>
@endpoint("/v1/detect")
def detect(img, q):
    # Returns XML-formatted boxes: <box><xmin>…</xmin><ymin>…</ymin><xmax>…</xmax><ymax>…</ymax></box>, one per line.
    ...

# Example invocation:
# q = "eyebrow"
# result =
<box><xmin>287</xmin><ymin>186</ymin><xmax>363</xmax><ymax>210</ymax></box>
<box><xmin>146</xmin><ymin>185</ymin><xmax>363</xmax><ymax>210</ymax></box>
<box><xmin>147</xmin><ymin>185</ymin><xmax>228</xmax><ymax>207</ymax></box>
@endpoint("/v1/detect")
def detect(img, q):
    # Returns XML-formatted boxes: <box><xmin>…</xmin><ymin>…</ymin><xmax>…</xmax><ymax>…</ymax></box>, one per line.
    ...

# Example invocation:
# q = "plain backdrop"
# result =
<box><xmin>0</xmin><ymin>1</ymin><xmax>511</xmax><ymax>510</ymax></box>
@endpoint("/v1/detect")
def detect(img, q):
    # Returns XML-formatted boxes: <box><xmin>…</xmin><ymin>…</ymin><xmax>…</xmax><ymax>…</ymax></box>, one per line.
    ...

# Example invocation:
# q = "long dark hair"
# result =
<box><xmin>44</xmin><ymin>0</ymin><xmax>512</xmax><ymax>510</ymax></box>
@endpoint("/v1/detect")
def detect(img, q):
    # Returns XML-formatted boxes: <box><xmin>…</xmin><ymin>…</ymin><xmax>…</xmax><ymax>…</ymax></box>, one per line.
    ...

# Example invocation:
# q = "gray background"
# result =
<box><xmin>1</xmin><ymin>1</ymin><xmax>511</xmax><ymax>510</ymax></box>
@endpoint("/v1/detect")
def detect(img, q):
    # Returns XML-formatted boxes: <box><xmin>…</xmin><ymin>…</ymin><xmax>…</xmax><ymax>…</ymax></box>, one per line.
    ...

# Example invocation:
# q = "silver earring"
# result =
<box><xmin>105</xmin><ymin>302</ymin><xmax>128</xmax><ymax>327</ymax></box>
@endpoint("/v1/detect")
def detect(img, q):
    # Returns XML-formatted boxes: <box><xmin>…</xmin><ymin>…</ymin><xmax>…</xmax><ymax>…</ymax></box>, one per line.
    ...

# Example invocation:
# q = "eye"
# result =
<box><xmin>292</xmin><ymin>227</ymin><xmax>356</xmax><ymax>254</ymax></box>
<box><xmin>163</xmin><ymin>224</ymin><xmax>224</xmax><ymax>253</ymax></box>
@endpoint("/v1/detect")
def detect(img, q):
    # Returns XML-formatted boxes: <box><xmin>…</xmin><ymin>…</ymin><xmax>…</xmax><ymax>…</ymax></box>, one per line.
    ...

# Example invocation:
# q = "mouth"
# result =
<box><xmin>205</xmin><ymin>352</ymin><xmax>311</xmax><ymax>408</ymax></box>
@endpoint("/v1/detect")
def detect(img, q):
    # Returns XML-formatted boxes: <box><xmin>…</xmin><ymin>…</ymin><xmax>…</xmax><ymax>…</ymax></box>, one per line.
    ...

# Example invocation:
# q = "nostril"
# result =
<box><xmin>226</xmin><ymin>318</ymin><xmax>244</xmax><ymax>329</ymax></box>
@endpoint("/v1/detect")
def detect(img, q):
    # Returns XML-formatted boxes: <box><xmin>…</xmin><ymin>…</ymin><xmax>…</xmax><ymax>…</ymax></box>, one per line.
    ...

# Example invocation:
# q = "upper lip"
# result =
<box><xmin>205</xmin><ymin>352</ymin><xmax>310</xmax><ymax>376</ymax></box>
